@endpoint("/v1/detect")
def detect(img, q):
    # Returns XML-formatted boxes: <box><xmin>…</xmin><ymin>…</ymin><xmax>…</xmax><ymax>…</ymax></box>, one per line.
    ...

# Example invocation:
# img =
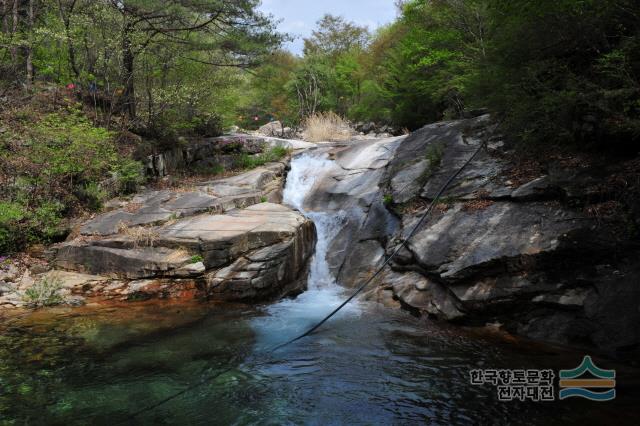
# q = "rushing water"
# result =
<box><xmin>1</xmin><ymin>151</ymin><xmax>639</xmax><ymax>425</ymax></box>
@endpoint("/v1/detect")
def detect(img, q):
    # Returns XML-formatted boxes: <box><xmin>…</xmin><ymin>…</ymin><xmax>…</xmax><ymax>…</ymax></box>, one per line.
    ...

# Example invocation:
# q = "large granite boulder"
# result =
<box><xmin>300</xmin><ymin>116</ymin><xmax>639</xmax><ymax>359</ymax></box>
<box><xmin>376</xmin><ymin>116</ymin><xmax>640</xmax><ymax>358</ymax></box>
<box><xmin>54</xmin><ymin>203</ymin><xmax>315</xmax><ymax>303</ymax></box>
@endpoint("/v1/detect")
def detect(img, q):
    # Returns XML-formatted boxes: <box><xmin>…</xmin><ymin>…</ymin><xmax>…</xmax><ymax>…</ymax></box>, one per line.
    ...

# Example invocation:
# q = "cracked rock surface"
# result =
<box><xmin>0</xmin><ymin>159</ymin><xmax>316</xmax><ymax>308</ymax></box>
<box><xmin>302</xmin><ymin>115</ymin><xmax>640</xmax><ymax>358</ymax></box>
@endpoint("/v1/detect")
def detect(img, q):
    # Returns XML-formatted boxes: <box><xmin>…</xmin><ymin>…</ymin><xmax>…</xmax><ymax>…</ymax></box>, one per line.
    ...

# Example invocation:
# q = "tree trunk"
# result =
<box><xmin>57</xmin><ymin>0</ymin><xmax>80</xmax><ymax>78</ymax></box>
<box><xmin>10</xmin><ymin>0</ymin><xmax>18</xmax><ymax>64</ymax></box>
<box><xmin>122</xmin><ymin>25</ymin><xmax>136</xmax><ymax>120</ymax></box>
<box><xmin>1</xmin><ymin>0</ymin><xmax>7</xmax><ymax>35</ymax></box>
<box><xmin>25</xmin><ymin>0</ymin><xmax>34</xmax><ymax>87</ymax></box>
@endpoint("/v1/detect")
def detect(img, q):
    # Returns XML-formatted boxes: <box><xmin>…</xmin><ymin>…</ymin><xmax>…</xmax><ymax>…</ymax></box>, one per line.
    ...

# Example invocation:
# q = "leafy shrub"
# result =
<box><xmin>192</xmin><ymin>114</ymin><xmax>223</xmax><ymax>137</ymax></box>
<box><xmin>190</xmin><ymin>254</ymin><xmax>204</xmax><ymax>264</ymax></box>
<box><xmin>141</xmin><ymin>116</ymin><xmax>179</xmax><ymax>148</ymax></box>
<box><xmin>0</xmin><ymin>200</ymin><xmax>64</xmax><ymax>253</ymax></box>
<box><xmin>265</xmin><ymin>146</ymin><xmax>289</xmax><ymax>161</ymax></box>
<box><xmin>78</xmin><ymin>182</ymin><xmax>108</xmax><ymax>210</ymax></box>
<box><xmin>30</xmin><ymin>201</ymin><xmax>64</xmax><ymax>241</ymax></box>
<box><xmin>23</xmin><ymin>277</ymin><xmax>65</xmax><ymax>308</ymax></box>
<box><xmin>1</xmin><ymin>107</ymin><xmax>145</xmax><ymax>253</ymax></box>
<box><xmin>0</xmin><ymin>202</ymin><xmax>25</xmax><ymax>254</ymax></box>
<box><xmin>31</xmin><ymin>111</ymin><xmax>118</xmax><ymax>181</ymax></box>
<box><xmin>211</xmin><ymin>164</ymin><xmax>225</xmax><ymax>175</ymax></box>
<box><xmin>113</xmin><ymin>159</ymin><xmax>145</xmax><ymax>194</ymax></box>
<box><xmin>237</xmin><ymin>146</ymin><xmax>289</xmax><ymax>169</ymax></box>
<box><xmin>425</xmin><ymin>143</ymin><xmax>445</xmax><ymax>169</ymax></box>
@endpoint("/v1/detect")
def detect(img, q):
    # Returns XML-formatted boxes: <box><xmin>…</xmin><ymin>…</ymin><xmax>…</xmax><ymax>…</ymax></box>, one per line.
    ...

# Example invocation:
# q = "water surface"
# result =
<box><xmin>1</xmin><ymin>151</ymin><xmax>638</xmax><ymax>425</ymax></box>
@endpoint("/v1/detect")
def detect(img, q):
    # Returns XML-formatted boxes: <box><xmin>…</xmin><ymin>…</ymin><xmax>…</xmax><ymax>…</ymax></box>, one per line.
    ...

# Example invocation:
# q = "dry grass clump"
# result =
<box><xmin>123</xmin><ymin>202</ymin><xmax>144</xmax><ymax>213</ymax></box>
<box><xmin>117</xmin><ymin>222</ymin><xmax>160</xmax><ymax>248</ymax></box>
<box><xmin>302</xmin><ymin>111</ymin><xmax>353</xmax><ymax>142</ymax></box>
<box><xmin>462</xmin><ymin>199</ymin><xmax>495</xmax><ymax>212</ymax></box>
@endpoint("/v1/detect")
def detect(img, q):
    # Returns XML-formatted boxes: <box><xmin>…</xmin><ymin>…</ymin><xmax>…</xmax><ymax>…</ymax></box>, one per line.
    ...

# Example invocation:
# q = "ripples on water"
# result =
<box><xmin>0</xmin><ymin>151</ymin><xmax>639</xmax><ymax>425</ymax></box>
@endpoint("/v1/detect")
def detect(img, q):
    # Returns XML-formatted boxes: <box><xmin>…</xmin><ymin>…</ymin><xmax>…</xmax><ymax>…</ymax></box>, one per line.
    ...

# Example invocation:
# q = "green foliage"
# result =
<box><xmin>211</xmin><ymin>164</ymin><xmax>225</xmax><ymax>175</ymax></box>
<box><xmin>237</xmin><ymin>146</ymin><xmax>288</xmax><ymax>170</ymax></box>
<box><xmin>192</xmin><ymin>114</ymin><xmax>223</xmax><ymax>138</ymax></box>
<box><xmin>260</xmin><ymin>196</ymin><xmax>268</xmax><ymax>203</ymax></box>
<box><xmin>190</xmin><ymin>255</ymin><xmax>204</xmax><ymax>264</ymax></box>
<box><xmin>0</xmin><ymin>107</ymin><xmax>144</xmax><ymax>253</ymax></box>
<box><xmin>0</xmin><ymin>202</ymin><xmax>24</xmax><ymax>225</ymax></box>
<box><xmin>113</xmin><ymin>159</ymin><xmax>145</xmax><ymax>195</ymax></box>
<box><xmin>470</xmin><ymin>0</ymin><xmax>640</xmax><ymax>149</ymax></box>
<box><xmin>30</xmin><ymin>111</ymin><xmax>117</xmax><ymax>180</ymax></box>
<box><xmin>79</xmin><ymin>182</ymin><xmax>108</xmax><ymax>211</ymax></box>
<box><xmin>30</xmin><ymin>201</ymin><xmax>64</xmax><ymax>242</ymax></box>
<box><xmin>426</xmin><ymin>144</ymin><xmax>445</xmax><ymax>170</ymax></box>
<box><xmin>239</xmin><ymin>51</ymin><xmax>300</xmax><ymax>128</ymax></box>
<box><xmin>23</xmin><ymin>277</ymin><xmax>65</xmax><ymax>308</ymax></box>
<box><xmin>0</xmin><ymin>200</ymin><xmax>63</xmax><ymax>254</ymax></box>
<box><xmin>266</xmin><ymin>146</ymin><xmax>289</xmax><ymax>160</ymax></box>
<box><xmin>303</xmin><ymin>14</ymin><xmax>370</xmax><ymax>56</ymax></box>
<box><xmin>1</xmin><ymin>0</ymin><xmax>282</xmax><ymax>142</ymax></box>
<box><xmin>383</xmin><ymin>194</ymin><xmax>394</xmax><ymax>206</ymax></box>
<box><xmin>247</xmin><ymin>0</ymin><xmax>639</xmax><ymax>151</ymax></box>
<box><xmin>0</xmin><ymin>203</ymin><xmax>25</xmax><ymax>254</ymax></box>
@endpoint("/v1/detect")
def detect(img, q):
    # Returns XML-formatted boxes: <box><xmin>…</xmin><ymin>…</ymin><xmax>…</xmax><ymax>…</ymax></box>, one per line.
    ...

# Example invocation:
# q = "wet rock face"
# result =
<box><xmin>307</xmin><ymin>116</ymin><xmax>639</xmax><ymax>358</ymax></box>
<box><xmin>300</xmin><ymin>137</ymin><xmax>405</xmax><ymax>286</ymax></box>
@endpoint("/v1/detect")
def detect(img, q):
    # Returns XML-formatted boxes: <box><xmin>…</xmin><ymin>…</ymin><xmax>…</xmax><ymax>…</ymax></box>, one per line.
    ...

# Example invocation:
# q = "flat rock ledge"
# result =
<box><xmin>81</xmin><ymin>162</ymin><xmax>287</xmax><ymax>236</ymax></box>
<box><xmin>50</xmin><ymin>203</ymin><xmax>315</xmax><ymax>304</ymax></box>
<box><xmin>0</xmin><ymin>161</ymin><xmax>317</xmax><ymax>309</ymax></box>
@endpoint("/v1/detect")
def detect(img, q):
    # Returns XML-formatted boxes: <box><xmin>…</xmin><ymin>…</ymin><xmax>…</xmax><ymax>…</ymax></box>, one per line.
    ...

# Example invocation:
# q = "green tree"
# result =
<box><xmin>472</xmin><ymin>0</ymin><xmax>640</xmax><ymax>149</ymax></box>
<box><xmin>303</xmin><ymin>14</ymin><xmax>370</xmax><ymax>57</ymax></box>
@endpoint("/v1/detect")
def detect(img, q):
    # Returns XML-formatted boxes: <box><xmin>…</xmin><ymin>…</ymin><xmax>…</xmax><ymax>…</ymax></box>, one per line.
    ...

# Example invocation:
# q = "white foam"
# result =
<box><xmin>253</xmin><ymin>151</ymin><xmax>361</xmax><ymax>348</ymax></box>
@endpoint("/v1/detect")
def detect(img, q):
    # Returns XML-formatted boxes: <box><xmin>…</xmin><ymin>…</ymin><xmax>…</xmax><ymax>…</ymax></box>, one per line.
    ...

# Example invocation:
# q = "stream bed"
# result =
<box><xmin>1</xmin><ymin>151</ymin><xmax>639</xmax><ymax>425</ymax></box>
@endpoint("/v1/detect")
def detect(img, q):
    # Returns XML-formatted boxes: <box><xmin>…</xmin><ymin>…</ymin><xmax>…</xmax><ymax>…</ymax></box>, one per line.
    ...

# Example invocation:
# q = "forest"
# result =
<box><xmin>1</xmin><ymin>2</ymin><xmax>640</xmax><ymax>423</ymax></box>
<box><xmin>1</xmin><ymin>0</ymin><xmax>639</xmax><ymax>252</ymax></box>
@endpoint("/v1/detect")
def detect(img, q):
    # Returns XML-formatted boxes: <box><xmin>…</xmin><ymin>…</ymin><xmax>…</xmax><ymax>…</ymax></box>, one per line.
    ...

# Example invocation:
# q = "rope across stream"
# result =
<box><xmin>121</xmin><ymin>140</ymin><xmax>486</xmax><ymax>423</ymax></box>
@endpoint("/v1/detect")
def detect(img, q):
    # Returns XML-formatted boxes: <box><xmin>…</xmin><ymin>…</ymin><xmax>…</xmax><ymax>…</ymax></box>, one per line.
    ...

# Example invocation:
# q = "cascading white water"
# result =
<box><xmin>252</xmin><ymin>151</ymin><xmax>360</xmax><ymax>348</ymax></box>
<box><xmin>282</xmin><ymin>152</ymin><xmax>347</xmax><ymax>289</ymax></box>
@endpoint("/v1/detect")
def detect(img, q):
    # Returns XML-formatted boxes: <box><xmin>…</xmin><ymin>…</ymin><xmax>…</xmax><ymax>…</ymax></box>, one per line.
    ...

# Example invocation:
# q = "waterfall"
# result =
<box><xmin>252</xmin><ymin>151</ymin><xmax>360</xmax><ymax>347</ymax></box>
<box><xmin>282</xmin><ymin>152</ymin><xmax>347</xmax><ymax>289</ymax></box>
